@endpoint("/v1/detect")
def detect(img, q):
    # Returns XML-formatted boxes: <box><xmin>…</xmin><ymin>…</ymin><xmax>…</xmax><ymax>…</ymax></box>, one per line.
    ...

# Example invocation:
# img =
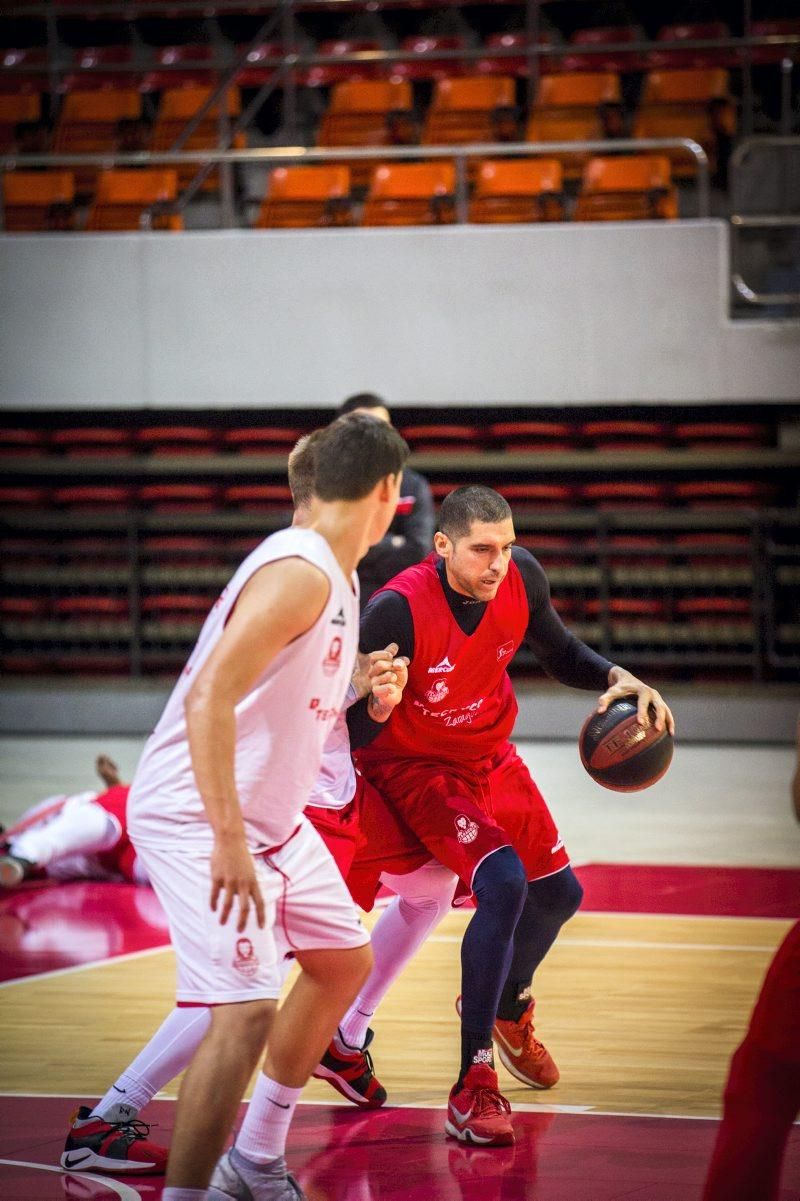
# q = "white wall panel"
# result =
<box><xmin>1</xmin><ymin>220</ymin><xmax>798</xmax><ymax>409</ymax></box>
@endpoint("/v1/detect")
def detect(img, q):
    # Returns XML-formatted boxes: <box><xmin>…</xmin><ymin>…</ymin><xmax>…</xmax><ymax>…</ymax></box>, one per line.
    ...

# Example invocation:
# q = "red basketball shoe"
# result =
<box><xmin>445</xmin><ymin>1063</ymin><xmax>514</xmax><ymax>1146</ymax></box>
<box><xmin>312</xmin><ymin>1027</ymin><xmax>387</xmax><ymax>1108</ymax></box>
<box><xmin>493</xmin><ymin>1001</ymin><xmax>560</xmax><ymax>1089</ymax></box>
<box><xmin>61</xmin><ymin>1106</ymin><xmax>168</xmax><ymax>1174</ymax></box>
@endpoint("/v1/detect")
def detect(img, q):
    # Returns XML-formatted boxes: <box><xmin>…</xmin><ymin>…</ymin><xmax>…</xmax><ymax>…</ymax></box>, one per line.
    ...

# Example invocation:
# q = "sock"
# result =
<box><xmin>11</xmin><ymin>800</ymin><xmax>118</xmax><ymax>868</ymax></box>
<box><xmin>460</xmin><ymin>1031</ymin><xmax>495</xmax><ymax>1081</ymax></box>
<box><xmin>496</xmin><ymin>867</ymin><xmax>584</xmax><ymax>1022</ymax></box>
<box><xmin>338</xmin><ymin>862</ymin><xmax>458</xmax><ymax>1049</ymax></box>
<box><xmin>162</xmin><ymin>1190</ymin><xmax>207</xmax><ymax>1200</ymax></box>
<box><xmin>92</xmin><ymin>1007</ymin><xmax>212</xmax><ymax>1120</ymax></box>
<box><xmin>235</xmin><ymin>1073</ymin><xmax>301</xmax><ymax>1164</ymax></box>
<box><xmin>458</xmin><ymin>847</ymin><xmax>527</xmax><ymax>1084</ymax></box>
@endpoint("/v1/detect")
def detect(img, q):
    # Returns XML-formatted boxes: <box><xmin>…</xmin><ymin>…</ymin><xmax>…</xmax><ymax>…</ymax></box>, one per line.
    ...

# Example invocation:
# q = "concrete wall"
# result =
<box><xmin>2</xmin><ymin>220</ymin><xmax>798</xmax><ymax>410</ymax></box>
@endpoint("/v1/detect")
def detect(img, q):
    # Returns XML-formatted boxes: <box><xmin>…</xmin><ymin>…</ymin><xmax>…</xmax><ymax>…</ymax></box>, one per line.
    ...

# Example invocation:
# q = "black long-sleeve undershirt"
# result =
<box><xmin>348</xmin><ymin>546</ymin><xmax>614</xmax><ymax>749</ymax></box>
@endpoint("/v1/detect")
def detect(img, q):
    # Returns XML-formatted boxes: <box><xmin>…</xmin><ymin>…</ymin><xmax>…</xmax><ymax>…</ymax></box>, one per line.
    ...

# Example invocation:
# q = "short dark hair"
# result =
<box><xmin>336</xmin><ymin>393</ymin><xmax>389</xmax><ymax>418</ymax></box>
<box><xmin>287</xmin><ymin>429</ymin><xmax>323</xmax><ymax>509</ymax></box>
<box><xmin>438</xmin><ymin>486</ymin><xmax>512</xmax><ymax>542</ymax></box>
<box><xmin>314</xmin><ymin>412</ymin><xmax>409</xmax><ymax>502</ymax></box>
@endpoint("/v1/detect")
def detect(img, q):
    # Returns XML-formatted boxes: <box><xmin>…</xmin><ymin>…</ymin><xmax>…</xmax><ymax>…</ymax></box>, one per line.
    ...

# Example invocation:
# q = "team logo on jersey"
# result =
<box><xmin>425</xmin><ymin>679</ymin><xmax>450</xmax><ymax>705</ymax></box>
<box><xmin>322</xmin><ymin>636</ymin><xmax>343</xmax><ymax>676</ymax></box>
<box><xmin>427</xmin><ymin>655</ymin><xmax>455</xmax><ymax>674</ymax></box>
<box><xmin>551</xmin><ymin>834</ymin><xmax>564</xmax><ymax>855</ymax></box>
<box><xmin>233</xmin><ymin>937</ymin><xmax>260</xmax><ymax>977</ymax></box>
<box><xmin>331</xmin><ymin>607</ymin><xmax>346</xmax><ymax>627</ymax></box>
<box><xmin>454</xmin><ymin>814</ymin><xmax>479</xmax><ymax>844</ymax></box>
<box><xmin>496</xmin><ymin>640</ymin><xmax>514</xmax><ymax>661</ymax></box>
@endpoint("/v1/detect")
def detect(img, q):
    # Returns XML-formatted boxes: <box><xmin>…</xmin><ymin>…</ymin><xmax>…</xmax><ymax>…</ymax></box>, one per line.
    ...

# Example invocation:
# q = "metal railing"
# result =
<box><xmin>0</xmin><ymin>137</ymin><xmax>710</xmax><ymax>229</ymax></box>
<box><xmin>729</xmin><ymin>137</ymin><xmax>800</xmax><ymax>309</ymax></box>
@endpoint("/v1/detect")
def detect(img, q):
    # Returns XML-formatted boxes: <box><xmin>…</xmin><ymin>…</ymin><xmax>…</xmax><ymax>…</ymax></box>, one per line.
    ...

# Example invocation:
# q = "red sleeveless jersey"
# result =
<box><xmin>360</xmin><ymin>553</ymin><xmax>528</xmax><ymax>764</ymax></box>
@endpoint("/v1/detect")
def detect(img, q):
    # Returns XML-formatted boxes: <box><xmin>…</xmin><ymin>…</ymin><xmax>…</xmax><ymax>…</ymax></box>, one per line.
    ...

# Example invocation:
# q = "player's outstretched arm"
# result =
<box><xmin>597</xmin><ymin>666</ymin><xmax>675</xmax><ymax>736</ymax></box>
<box><xmin>185</xmin><ymin>558</ymin><xmax>330</xmax><ymax>932</ymax></box>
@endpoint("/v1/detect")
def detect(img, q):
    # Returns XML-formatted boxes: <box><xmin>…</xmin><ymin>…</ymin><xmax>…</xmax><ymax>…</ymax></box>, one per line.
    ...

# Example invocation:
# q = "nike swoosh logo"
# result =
<box><xmin>112</xmin><ymin>1084</ymin><xmax>127</xmax><ymax>1093</ymax></box>
<box><xmin>63</xmin><ymin>1152</ymin><xmax>92</xmax><ymax>1169</ymax></box>
<box><xmin>268</xmin><ymin>1098</ymin><xmax>290</xmax><ymax>1110</ymax></box>
<box><xmin>448</xmin><ymin>1102</ymin><xmax>474</xmax><ymax>1127</ymax></box>
<box><xmin>356</xmin><ymin>1010</ymin><xmax>374</xmax><ymax>1018</ymax></box>
<box><xmin>494</xmin><ymin>1029</ymin><xmax>524</xmax><ymax>1058</ymax></box>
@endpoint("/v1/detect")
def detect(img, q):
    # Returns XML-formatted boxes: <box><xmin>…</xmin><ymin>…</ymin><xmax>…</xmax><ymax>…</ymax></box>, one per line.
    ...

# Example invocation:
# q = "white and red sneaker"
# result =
<box><xmin>444</xmin><ymin>1064</ymin><xmax>514</xmax><ymax>1146</ymax></box>
<box><xmin>493</xmin><ymin>1001</ymin><xmax>560</xmax><ymax>1089</ymax></box>
<box><xmin>61</xmin><ymin>1106</ymin><xmax>168</xmax><ymax>1175</ymax></box>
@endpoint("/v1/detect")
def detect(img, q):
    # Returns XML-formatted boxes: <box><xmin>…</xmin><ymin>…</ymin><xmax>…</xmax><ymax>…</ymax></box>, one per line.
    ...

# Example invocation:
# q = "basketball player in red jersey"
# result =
<box><xmin>339</xmin><ymin>485</ymin><xmax>674</xmax><ymax>1146</ymax></box>
<box><xmin>701</xmin><ymin>721</ymin><xmax>800</xmax><ymax>1201</ymax></box>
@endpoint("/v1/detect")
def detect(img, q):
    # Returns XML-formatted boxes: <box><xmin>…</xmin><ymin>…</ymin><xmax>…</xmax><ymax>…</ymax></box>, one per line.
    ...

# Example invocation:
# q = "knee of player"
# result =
<box><xmin>554</xmin><ymin>866</ymin><xmax>584</xmax><ymax>919</ymax></box>
<box><xmin>473</xmin><ymin>846</ymin><xmax>528</xmax><ymax>912</ymax></box>
<box><xmin>211</xmin><ymin>998</ymin><xmax>274</xmax><ymax>1053</ymax></box>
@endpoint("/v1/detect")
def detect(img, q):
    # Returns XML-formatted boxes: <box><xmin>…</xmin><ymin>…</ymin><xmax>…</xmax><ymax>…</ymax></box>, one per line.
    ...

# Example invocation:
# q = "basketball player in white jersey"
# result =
<box><xmin>124</xmin><ymin>414</ymin><xmax>408</xmax><ymax>1201</ymax></box>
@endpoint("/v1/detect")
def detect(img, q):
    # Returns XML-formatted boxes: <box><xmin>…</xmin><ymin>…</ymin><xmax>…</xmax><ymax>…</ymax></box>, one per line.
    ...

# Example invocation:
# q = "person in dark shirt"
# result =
<box><xmin>337</xmin><ymin>485</ymin><xmax>673</xmax><ymax>1146</ymax></box>
<box><xmin>336</xmin><ymin>395</ymin><xmax>435</xmax><ymax>608</ymax></box>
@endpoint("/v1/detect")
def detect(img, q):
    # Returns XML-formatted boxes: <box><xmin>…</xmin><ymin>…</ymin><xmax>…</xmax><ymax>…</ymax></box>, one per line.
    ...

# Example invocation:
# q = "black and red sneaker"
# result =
<box><xmin>312</xmin><ymin>1027</ymin><xmax>387</xmax><ymax>1108</ymax></box>
<box><xmin>60</xmin><ymin>1106</ymin><xmax>168</xmax><ymax>1175</ymax></box>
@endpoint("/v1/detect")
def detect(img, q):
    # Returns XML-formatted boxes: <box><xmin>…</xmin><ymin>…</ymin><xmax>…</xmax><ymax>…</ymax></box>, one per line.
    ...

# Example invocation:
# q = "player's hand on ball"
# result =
<box><xmin>210</xmin><ymin>831</ymin><xmax>266</xmax><ymax>932</ymax></box>
<box><xmin>598</xmin><ymin>667</ymin><xmax>675</xmax><ymax>736</ymax></box>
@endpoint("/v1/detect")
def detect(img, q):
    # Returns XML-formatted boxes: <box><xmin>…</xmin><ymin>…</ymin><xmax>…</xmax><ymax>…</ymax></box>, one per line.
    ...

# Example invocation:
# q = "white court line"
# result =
<box><xmin>427</xmin><ymin>934</ymin><xmax>779</xmax><ymax>952</ymax></box>
<box><xmin>0</xmin><ymin>1091</ymin><xmax>714</xmax><ymax>1122</ymax></box>
<box><xmin>0</xmin><ymin>944</ymin><xmax>171</xmax><ymax>990</ymax></box>
<box><xmin>0</xmin><ymin>1159</ymin><xmax>142</xmax><ymax>1199</ymax></box>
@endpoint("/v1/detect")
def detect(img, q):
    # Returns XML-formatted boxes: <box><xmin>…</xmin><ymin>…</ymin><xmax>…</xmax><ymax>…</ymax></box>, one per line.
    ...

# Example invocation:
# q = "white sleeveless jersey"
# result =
<box><xmin>128</xmin><ymin>527</ymin><xmax>359</xmax><ymax>851</ymax></box>
<box><xmin>307</xmin><ymin>700</ymin><xmax>357</xmax><ymax>810</ymax></box>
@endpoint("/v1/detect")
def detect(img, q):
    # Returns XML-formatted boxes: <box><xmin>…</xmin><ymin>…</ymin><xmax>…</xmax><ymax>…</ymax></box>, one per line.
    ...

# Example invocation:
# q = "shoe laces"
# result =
<box><xmin>517</xmin><ymin>1008</ymin><xmax>547</xmax><ymax>1060</ymax></box>
<box><xmin>107</xmin><ymin>1117</ymin><xmax>154</xmax><ymax>1145</ymax></box>
<box><xmin>471</xmin><ymin>1083</ymin><xmax>511</xmax><ymax>1120</ymax></box>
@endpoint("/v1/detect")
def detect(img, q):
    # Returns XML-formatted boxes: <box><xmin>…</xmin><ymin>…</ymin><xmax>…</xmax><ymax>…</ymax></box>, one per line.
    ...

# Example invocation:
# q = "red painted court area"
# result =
<box><xmin>3</xmin><ymin>1096</ymin><xmax>799</xmax><ymax>1201</ymax></box>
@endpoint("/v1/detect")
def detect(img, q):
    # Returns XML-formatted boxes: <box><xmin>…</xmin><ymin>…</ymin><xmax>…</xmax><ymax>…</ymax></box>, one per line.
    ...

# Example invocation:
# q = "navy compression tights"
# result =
<box><xmin>460</xmin><ymin>851</ymin><xmax>584</xmax><ymax>1038</ymax></box>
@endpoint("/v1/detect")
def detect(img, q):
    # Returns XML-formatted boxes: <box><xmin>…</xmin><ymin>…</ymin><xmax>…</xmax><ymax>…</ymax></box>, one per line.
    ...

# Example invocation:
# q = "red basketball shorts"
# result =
<box><xmin>354</xmin><ymin>740</ymin><xmax>569</xmax><ymax>901</ymax></box>
<box><xmin>304</xmin><ymin>798</ymin><xmax>363</xmax><ymax>882</ymax></box>
<box><xmin>93</xmin><ymin>784</ymin><xmax>139</xmax><ymax>883</ymax></box>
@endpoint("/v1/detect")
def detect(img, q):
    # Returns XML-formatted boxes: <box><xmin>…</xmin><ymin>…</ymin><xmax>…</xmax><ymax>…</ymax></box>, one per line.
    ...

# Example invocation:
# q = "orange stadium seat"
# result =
<box><xmin>526</xmin><ymin>73</ymin><xmax>622</xmax><ymax>176</ymax></box>
<box><xmin>423</xmin><ymin>76</ymin><xmax>519</xmax><ymax>146</ymax></box>
<box><xmin>151</xmin><ymin>85</ymin><xmax>244</xmax><ymax>190</ymax></box>
<box><xmin>469</xmin><ymin>158</ymin><xmax>564</xmax><ymax>223</ymax></box>
<box><xmin>392</xmin><ymin>36</ymin><xmax>467</xmax><ymax>82</ymax></box>
<box><xmin>256</xmin><ymin>165</ymin><xmax>353</xmax><ymax>229</ymax></box>
<box><xmin>318</xmin><ymin>79</ymin><xmax>416</xmax><ymax>150</ymax></box>
<box><xmin>361</xmin><ymin>161</ymin><xmax>456</xmax><ymax>226</ymax></box>
<box><xmin>85</xmin><ymin>169</ymin><xmax>182</xmax><ymax>231</ymax></box>
<box><xmin>0</xmin><ymin>92</ymin><xmax>42</xmax><ymax>153</ymax></box>
<box><xmin>574</xmin><ymin>155</ymin><xmax>678</xmax><ymax>221</ymax></box>
<box><xmin>2</xmin><ymin>172</ymin><xmax>76</xmax><ymax>232</ymax></box>
<box><xmin>633</xmin><ymin>70</ymin><xmax>736</xmax><ymax>178</ymax></box>
<box><xmin>54</xmin><ymin>89</ymin><xmax>143</xmax><ymax>193</ymax></box>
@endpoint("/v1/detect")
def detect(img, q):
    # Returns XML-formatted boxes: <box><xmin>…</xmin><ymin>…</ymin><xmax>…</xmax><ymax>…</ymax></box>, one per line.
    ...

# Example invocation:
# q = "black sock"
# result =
<box><xmin>497</xmin><ymin>979</ymin><xmax>533</xmax><ymax>1024</ymax></box>
<box><xmin>459</xmin><ymin>1030</ymin><xmax>495</xmax><ymax>1084</ymax></box>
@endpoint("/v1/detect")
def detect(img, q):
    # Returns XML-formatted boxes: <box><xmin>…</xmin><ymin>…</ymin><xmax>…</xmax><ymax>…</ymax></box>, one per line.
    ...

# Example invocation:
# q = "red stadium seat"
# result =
<box><xmin>477</xmin><ymin>32</ymin><xmax>558</xmax><ymax>79</ymax></box>
<box><xmin>750</xmin><ymin>19</ymin><xmax>800</xmax><ymax>65</ymax></box>
<box><xmin>235</xmin><ymin>43</ymin><xmax>290</xmax><ymax>88</ymax></box>
<box><xmin>581</xmin><ymin>482</ymin><xmax>668</xmax><ymax>508</ymax></box>
<box><xmin>392</xmin><ymin>36</ymin><xmax>467</xmax><ymax>83</ymax></box>
<box><xmin>222</xmin><ymin>427</ymin><xmax>305</xmax><ymax>452</ymax></box>
<box><xmin>559</xmin><ymin>26</ymin><xmax>646</xmax><ymax>74</ymax></box>
<box><xmin>674</xmin><ymin>481</ymin><xmax>772</xmax><ymax>508</ymax></box>
<box><xmin>0</xmin><ymin>428</ymin><xmax>47</xmax><ymax>456</ymax></box>
<box><xmin>298</xmin><ymin>40</ymin><xmax>383</xmax><ymax>89</ymax></box>
<box><xmin>646</xmin><ymin>23</ymin><xmax>737</xmax><ymax>70</ymax></box>
<box><xmin>489</xmin><ymin>421</ymin><xmax>576</xmax><ymax>452</ymax></box>
<box><xmin>0</xmin><ymin>486</ymin><xmax>50</xmax><ymax>509</ymax></box>
<box><xmin>142</xmin><ymin>44</ymin><xmax>216</xmax><ymax>92</ymax></box>
<box><xmin>64</xmin><ymin>46</ymin><xmax>138</xmax><ymax>92</ymax></box>
<box><xmin>51</xmin><ymin>427</ymin><xmax>132</xmax><ymax>455</ymax></box>
<box><xmin>53</xmin><ymin>486</ymin><xmax>133</xmax><ymax>508</ymax></box>
<box><xmin>223</xmin><ymin>485</ymin><xmax>293</xmax><ymax>511</ymax></box>
<box><xmin>400</xmin><ymin>425</ymin><xmax>481</xmax><ymax>454</ymax></box>
<box><xmin>674</xmin><ymin>422</ymin><xmax>770</xmax><ymax>449</ymax></box>
<box><xmin>136</xmin><ymin>426</ymin><xmax>217</xmax><ymax>455</ymax></box>
<box><xmin>496</xmin><ymin>483</ymin><xmax>574</xmax><ymax>506</ymax></box>
<box><xmin>676</xmin><ymin>533</ymin><xmax>751</xmax><ymax>567</ymax></box>
<box><xmin>581</xmin><ymin>419</ymin><xmax>670</xmax><ymax>450</ymax></box>
<box><xmin>138</xmin><ymin>484</ymin><xmax>217</xmax><ymax>511</ymax></box>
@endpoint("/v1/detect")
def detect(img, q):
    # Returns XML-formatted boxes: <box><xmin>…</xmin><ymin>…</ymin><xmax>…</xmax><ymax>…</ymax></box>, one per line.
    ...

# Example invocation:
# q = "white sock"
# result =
<box><xmin>92</xmin><ymin>1007</ymin><xmax>211</xmax><ymax>1120</ymax></box>
<box><xmin>235</xmin><ymin>1073</ymin><xmax>301</xmax><ymax>1164</ymax></box>
<box><xmin>162</xmin><ymin>1189</ymin><xmax>207</xmax><ymax>1200</ymax></box>
<box><xmin>339</xmin><ymin>862</ymin><xmax>457</xmax><ymax>1049</ymax></box>
<box><xmin>11</xmin><ymin>800</ymin><xmax>117</xmax><ymax>868</ymax></box>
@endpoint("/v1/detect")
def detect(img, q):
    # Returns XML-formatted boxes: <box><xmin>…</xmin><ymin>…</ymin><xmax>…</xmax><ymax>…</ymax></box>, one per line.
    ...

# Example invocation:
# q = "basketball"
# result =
<box><xmin>579</xmin><ymin>696</ymin><xmax>674</xmax><ymax>792</ymax></box>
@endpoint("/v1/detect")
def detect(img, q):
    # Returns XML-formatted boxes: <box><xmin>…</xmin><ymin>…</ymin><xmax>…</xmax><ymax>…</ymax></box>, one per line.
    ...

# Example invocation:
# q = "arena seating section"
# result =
<box><xmin>1</xmin><ymin>3</ymin><xmax>797</xmax><ymax>230</ymax></box>
<box><xmin>0</xmin><ymin>409</ymin><xmax>797</xmax><ymax>683</ymax></box>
